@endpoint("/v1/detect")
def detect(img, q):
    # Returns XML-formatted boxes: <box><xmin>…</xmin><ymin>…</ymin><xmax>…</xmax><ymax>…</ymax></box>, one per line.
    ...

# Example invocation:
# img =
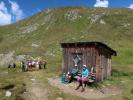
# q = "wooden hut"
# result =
<box><xmin>61</xmin><ymin>42</ymin><xmax>117</xmax><ymax>81</ymax></box>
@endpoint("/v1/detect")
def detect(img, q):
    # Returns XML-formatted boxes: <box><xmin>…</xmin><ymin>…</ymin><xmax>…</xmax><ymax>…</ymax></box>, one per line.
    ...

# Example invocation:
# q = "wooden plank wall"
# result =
<box><xmin>96</xmin><ymin>47</ymin><xmax>101</xmax><ymax>81</ymax></box>
<box><xmin>107</xmin><ymin>55</ymin><xmax>111</xmax><ymax>78</ymax></box>
<box><xmin>63</xmin><ymin>48</ymin><xmax>68</xmax><ymax>73</ymax></box>
<box><xmin>99</xmin><ymin>48</ymin><xmax>110</xmax><ymax>81</ymax></box>
<box><xmin>62</xmin><ymin>46</ymin><xmax>111</xmax><ymax>81</ymax></box>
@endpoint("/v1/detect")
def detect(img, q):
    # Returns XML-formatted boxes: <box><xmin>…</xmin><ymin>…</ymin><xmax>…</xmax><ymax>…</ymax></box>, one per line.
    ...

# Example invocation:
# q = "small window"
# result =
<box><xmin>73</xmin><ymin>55</ymin><xmax>81</xmax><ymax>66</ymax></box>
<box><xmin>72</xmin><ymin>53</ymin><xmax>82</xmax><ymax>66</ymax></box>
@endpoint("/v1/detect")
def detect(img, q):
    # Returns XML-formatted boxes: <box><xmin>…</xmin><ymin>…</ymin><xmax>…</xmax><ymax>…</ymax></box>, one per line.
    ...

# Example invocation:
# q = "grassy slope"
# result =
<box><xmin>0</xmin><ymin>7</ymin><xmax>133</xmax><ymax>100</ymax></box>
<box><xmin>0</xmin><ymin>7</ymin><xmax>133</xmax><ymax>68</ymax></box>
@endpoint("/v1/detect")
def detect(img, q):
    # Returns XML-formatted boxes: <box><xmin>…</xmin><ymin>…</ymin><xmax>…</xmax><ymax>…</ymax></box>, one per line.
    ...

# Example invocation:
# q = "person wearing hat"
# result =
<box><xmin>75</xmin><ymin>64</ymin><xmax>89</xmax><ymax>92</ymax></box>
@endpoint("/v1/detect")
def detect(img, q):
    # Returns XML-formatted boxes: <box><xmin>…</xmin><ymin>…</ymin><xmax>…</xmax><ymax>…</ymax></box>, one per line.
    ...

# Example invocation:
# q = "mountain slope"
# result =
<box><xmin>0</xmin><ymin>7</ymin><xmax>133</xmax><ymax>71</ymax></box>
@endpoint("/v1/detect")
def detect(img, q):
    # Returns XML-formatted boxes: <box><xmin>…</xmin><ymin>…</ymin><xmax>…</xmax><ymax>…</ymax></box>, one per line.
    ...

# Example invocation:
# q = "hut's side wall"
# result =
<box><xmin>62</xmin><ymin>47</ymin><xmax>67</xmax><ymax>73</ymax></box>
<box><xmin>98</xmin><ymin>48</ymin><xmax>111</xmax><ymax>81</ymax></box>
<box><xmin>107</xmin><ymin>55</ymin><xmax>111</xmax><ymax>77</ymax></box>
<box><xmin>95</xmin><ymin>47</ymin><xmax>101</xmax><ymax>81</ymax></box>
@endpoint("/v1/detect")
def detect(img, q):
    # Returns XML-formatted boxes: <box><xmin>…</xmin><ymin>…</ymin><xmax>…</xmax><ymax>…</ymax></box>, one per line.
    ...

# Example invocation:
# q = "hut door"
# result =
<box><xmin>72</xmin><ymin>53</ymin><xmax>82</xmax><ymax>69</ymax></box>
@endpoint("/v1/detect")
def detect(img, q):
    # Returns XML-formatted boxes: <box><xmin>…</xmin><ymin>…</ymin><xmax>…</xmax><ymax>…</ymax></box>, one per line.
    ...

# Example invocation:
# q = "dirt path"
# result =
<box><xmin>48</xmin><ymin>78</ymin><xmax>122</xmax><ymax>100</ymax></box>
<box><xmin>23</xmin><ymin>83</ymin><xmax>48</xmax><ymax>100</ymax></box>
<box><xmin>22</xmin><ymin>74</ymin><xmax>49</xmax><ymax>100</ymax></box>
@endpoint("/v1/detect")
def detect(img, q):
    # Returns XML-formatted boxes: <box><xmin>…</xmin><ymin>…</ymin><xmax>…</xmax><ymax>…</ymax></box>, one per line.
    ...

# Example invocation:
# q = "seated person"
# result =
<box><xmin>66</xmin><ymin>72</ymin><xmax>72</xmax><ymax>81</ymax></box>
<box><xmin>61</xmin><ymin>72</ymin><xmax>71</xmax><ymax>84</ymax></box>
<box><xmin>90</xmin><ymin>66</ymin><xmax>96</xmax><ymax>80</ymax></box>
<box><xmin>70</xmin><ymin>65</ymin><xmax>79</xmax><ymax>77</ymax></box>
<box><xmin>75</xmin><ymin>64</ymin><xmax>89</xmax><ymax>92</ymax></box>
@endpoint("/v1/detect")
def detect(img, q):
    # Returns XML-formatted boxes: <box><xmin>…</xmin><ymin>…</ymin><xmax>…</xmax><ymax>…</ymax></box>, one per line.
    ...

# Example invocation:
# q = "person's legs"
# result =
<box><xmin>81</xmin><ymin>78</ymin><xmax>88</xmax><ymax>92</ymax></box>
<box><xmin>81</xmin><ymin>83</ymin><xmax>85</xmax><ymax>92</ymax></box>
<box><xmin>8</xmin><ymin>64</ymin><xmax>10</xmax><ymax>68</ymax></box>
<box><xmin>44</xmin><ymin>64</ymin><xmax>46</xmax><ymax>69</ymax></box>
<box><xmin>75</xmin><ymin>82</ymin><xmax>82</xmax><ymax>90</ymax></box>
<box><xmin>75</xmin><ymin>77</ymin><xmax>82</xmax><ymax>90</ymax></box>
<box><xmin>22</xmin><ymin>65</ymin><xmax>24</xmax><ymax>72</ymax></box>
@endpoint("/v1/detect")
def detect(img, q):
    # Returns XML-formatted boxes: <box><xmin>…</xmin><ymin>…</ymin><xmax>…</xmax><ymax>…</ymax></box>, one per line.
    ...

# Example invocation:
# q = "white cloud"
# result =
<box><xmin>94</xmin><ymin>0</ymin><xmax>109</xmax><ymax>8</ymax></box>
<box><xmin>9</xmin><ymin>0</ymin><xmax>24</xmax><ymax>21</ymax></box>
<box><xmin>0</xmin><ymin>1</ymin><xmax>24</xmax><ymax>25</ymax></box>
<box><xmin>128</xmin><ymin>4</ymin><xmax>133</xmax><ymax>9</ymax></box>
<box><xmin>0</xmin><ymin>2</ymin><xmax>8</xmax><ymax>13</ymax></box>
<box><xmin>0</xmin><ymin>2</ymin><xmax>11</xmax><ymax>25</ymax></box>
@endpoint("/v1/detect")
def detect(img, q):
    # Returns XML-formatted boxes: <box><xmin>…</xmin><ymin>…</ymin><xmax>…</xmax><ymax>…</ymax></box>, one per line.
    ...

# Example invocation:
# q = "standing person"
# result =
<box><xmin>43</xmin><ymin>60</ymin><xmax>47</xmax><ymax>69</ymax></box>
<box><xmin>21</xmin><ymin>61</ymin><xmax>25</xmax><ymax>72</ymax></box>
<box><xmin>36</xmin><ymin>61</ymin><xmax>39</xmax><ymax>69</ymax></box>
<box><xmin>39</xmin><ymin>61</ymin><xmax>42</xmax><ymax>69</ymax></box>
<box><xmin>75</xmin><ymin>65</ymin><xmax>89</xmax><ymax>92</ymax></box>
<box><xmin>13</xmin><ymin>63</ymin><xmax>16</xmax><ymax>68</ymax></box>
<box><xmin>8</xmin><ymin>64</ymin><xmax>11</xmax><ymax>68</ymax></box>
<box><xmin>28</xmin><ymin>60</ymin><xmax>32</xmax><ymax>70</ymax></box>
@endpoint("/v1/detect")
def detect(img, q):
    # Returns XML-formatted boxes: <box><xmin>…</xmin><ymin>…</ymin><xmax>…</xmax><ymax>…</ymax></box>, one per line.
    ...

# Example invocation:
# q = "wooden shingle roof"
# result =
<box><xmin>61</xmin><ymin>41</ymin><xmax>117</xmax><ymax>56</ymax></box>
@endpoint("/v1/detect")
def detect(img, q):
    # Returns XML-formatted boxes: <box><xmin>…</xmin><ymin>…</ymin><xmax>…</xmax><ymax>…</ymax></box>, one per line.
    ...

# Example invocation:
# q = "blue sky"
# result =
<box><xmin>0</xmin><ymin>0</ymin><xmax>133</xmax><ymax>25</ymax></box>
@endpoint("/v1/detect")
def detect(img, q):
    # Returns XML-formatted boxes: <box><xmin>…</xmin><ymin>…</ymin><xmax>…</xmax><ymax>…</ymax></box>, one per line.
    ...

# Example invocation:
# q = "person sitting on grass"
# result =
<box><xmin>75</xmin><ymin>64</ymin><xmax>89</xmax><ymax>92</ymax></box>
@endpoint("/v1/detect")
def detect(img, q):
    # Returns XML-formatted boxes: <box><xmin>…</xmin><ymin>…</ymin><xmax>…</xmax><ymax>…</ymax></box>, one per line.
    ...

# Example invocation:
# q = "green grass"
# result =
<box><xmin>0</xmin><ymin>66</ymin><xmax>27</xmax><ymax>100</ymax></box>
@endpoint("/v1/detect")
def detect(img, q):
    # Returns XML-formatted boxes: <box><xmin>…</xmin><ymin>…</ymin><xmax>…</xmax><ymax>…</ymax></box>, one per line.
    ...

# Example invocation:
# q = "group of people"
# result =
<box><xmin>8</xmin><ymin>60</ymin><xmax>47</xmax><ymax>72</ymax></box>
<box><xmin>21</xmin><ymin>60</ymin><xmax>47</xmax><ymax>72</ymax></box>
<box><xmin>8</xmin><ymin>63</ymin><xmax>16</xmax><ymax>68</ymax></box>
<box><xmin>64</xmin><ymin>64</ymin><xmax>96</xmax><ymax>92</ymax></box>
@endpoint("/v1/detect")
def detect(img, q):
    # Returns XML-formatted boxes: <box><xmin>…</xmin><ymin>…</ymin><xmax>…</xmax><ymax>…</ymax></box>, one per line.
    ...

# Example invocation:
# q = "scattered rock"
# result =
<box><xmin>0</xmin><ymin>51</ymin><xmax>15</xmax><ymax>65</ymax></box>
<box><xmin>90</xmin><ymin>89</ymin><xmax>94</xmax><ymax>92</ymax></box>
<box><xmin>31</xmin><ymin>78</ymin><xmax>35</xmax><ymax>81</ymax></box>
<box><xmin>69</xmin><ymin>84</ymin><xmax>74</xmax><ymax>87</ymax></box>
<box><xmin>56</xmin><ymin>97</ymin><xmax>63</xmax><ymax>100</ymax></box>
<box><xmin>123</xmin><ymin>23</ymin><xmax>130</xmax><ymax>27</ymax></box>
<box><xmin>46</xmin><ymin>8</ymin><xmax>52</xmax><ymax>14</ymax></box>
<box><xmin>45</xmin><ymin>26</ymin><xmax>49</xmax><ymax>30</ymax></box>
<box><xmin>100</xmin><ymin>19</ymin><xmax>106</xmax><ymax>24</ymax></box>
<box><xmin>31</xmin><ymin>43</ymin><xmax>39</xmax><ymax>48</ymax></box>
<box><xmin>44</xmin><ymin>18</ymin><xmax>56</xmax><ymax>31</ymax></box>
<box><xmin>88</xmin><ymin>14</ymin><xmax>101</xmax><ymax>24</ymax></box>
<box><xmin>20</xmin><ymin>24</ymin><xmax>39</xmax><ymax>34</ymax></box>
<box><xmin>65</xmin><ymin>9</ymin><xmax>80</xmax><ymax>21</ymax></box>
<box><xmin>120</xmin><ymin>81</ymin><xmax>125</xmax><ymax>83</ymax></box>
<box><xmin>102</xmin><ymin>85</ymin><xmax>106</xmax><ymax>88</ymax></box>
<box><xmin>114</xmin><ymin>12</ymin><xmax>120</xmax><ymax>15</ymax></box>
<box><xmin>16</xmin><ymin>55</ymin><xmax>26</xmax><ymax>62</ymax></box>
<box><xmin>106</xmin><ymin>83</ymin><xmax>111</xmax><ymax>86</ymax></box>
<box><xmin>44</xmin><ymin>51</ymin><xmax>55</xmax><ymax>57</ymax></box>
<box><xmin>43</xmin><ymin>14</ymin><xmax>52</xmax><ymax>22</ymax></box>
<box><xmin>80</xmin><ymin>35</ymin><xmax>84</xmax><ymax>39</ymax></box>
<box><xmin>24</xmin><ymin>91</ymin><xmax>27</xmax><ymax>94</ymax></box>
<box><xmin>5</xmin><ymin>90</ymin><xmax>12</xmax><ymax>97</ymax></box>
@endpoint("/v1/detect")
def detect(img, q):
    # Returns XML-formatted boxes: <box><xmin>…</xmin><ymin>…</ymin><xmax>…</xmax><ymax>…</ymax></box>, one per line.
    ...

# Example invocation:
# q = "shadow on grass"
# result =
<box><xmin>131</xmin><ymin>89</ymin><xmax>133</xmax><ymax>94</ymax></box>
<box><xmin>111</xmin><ymin>69</ymin><xmax>133</xmax><ymax>79</ymax></box>
<box><xmin>1</xmin><ymin>84</ymin><xmax>15</xmax><ymax>90</ymax></box>
<box><xmin>87</xmin><ymin>82</ymin><xmax>102</xmax><ymax>88</ymax></box>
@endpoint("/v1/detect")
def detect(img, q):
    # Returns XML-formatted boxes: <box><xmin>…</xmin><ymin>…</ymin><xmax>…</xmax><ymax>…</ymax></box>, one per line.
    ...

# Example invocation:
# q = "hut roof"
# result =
<box><xmin>61</xmin><ymin>41</ymin><xmax>117</xmax><ymax>56</ymax></box>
